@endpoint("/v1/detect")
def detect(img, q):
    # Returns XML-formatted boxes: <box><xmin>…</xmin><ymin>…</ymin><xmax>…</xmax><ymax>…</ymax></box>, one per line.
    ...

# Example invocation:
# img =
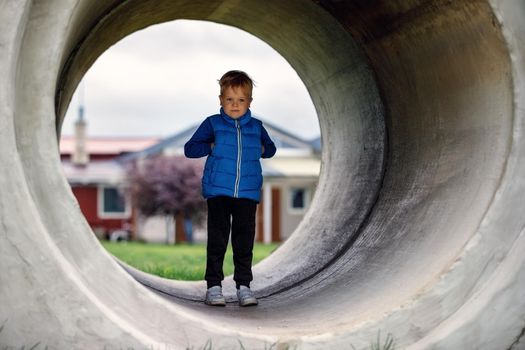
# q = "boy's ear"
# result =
<box><xmin>218</xmin><ymin>95</ymin><xmax>223</xmax><ymax>106</ymax></box>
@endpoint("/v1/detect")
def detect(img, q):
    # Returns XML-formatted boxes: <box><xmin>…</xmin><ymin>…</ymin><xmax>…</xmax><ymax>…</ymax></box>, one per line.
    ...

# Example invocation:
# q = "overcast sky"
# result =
<box><xmin>62</xmin><ymin>20</ymin><xmax>320</xmax><ymax>140</ymax></box>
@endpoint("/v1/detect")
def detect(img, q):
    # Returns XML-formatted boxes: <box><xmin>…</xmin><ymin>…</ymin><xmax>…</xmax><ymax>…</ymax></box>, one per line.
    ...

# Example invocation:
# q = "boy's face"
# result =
<box><xmin>219</xmin><ymin>86</ymin><xmax>252</xmax><ymax>119</ymax></box>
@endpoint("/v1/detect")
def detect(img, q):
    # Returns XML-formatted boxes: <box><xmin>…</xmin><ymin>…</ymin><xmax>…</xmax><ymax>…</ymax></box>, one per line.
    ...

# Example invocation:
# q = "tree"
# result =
<box><xmin>126</xmin><ymin>155</ymin><xmax>205</xmax><ymax>243</ymax></box>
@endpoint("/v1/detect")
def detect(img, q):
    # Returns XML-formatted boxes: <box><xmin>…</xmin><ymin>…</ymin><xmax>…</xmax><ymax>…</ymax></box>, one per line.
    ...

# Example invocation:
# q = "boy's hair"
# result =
<box><xmin>218</xmin><ymin>70</ymin><xmax>254</xmax><ymax>97</ymax></box>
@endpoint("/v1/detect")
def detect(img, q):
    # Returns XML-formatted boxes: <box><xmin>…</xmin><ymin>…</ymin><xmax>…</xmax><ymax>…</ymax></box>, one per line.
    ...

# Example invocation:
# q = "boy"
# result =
<box><xmin>184</xmin><ymin>70</ymin><xmax>276</xmax><ymax>306</ymax></box>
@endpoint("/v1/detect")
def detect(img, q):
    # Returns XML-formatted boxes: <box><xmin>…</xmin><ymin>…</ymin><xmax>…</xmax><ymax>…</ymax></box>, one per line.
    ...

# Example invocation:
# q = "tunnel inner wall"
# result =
<box><xmin>0</xmin><ymin>0</ymin><xmax>518</xmax><ymax>348</ymax></box>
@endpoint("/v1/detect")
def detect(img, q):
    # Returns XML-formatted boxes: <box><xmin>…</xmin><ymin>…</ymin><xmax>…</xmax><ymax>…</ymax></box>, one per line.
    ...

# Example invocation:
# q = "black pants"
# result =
<box><xmin>205</xmin><ymin>196</ymin><xmax>257</xmax><ymax>289</ymax></box>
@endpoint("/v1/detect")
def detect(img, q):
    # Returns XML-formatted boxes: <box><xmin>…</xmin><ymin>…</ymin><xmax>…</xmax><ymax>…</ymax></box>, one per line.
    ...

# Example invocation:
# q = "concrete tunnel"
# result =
<box><xmin>1</xmin><ymin>0</ymin><xmax>525</xmax><ymax>348</ymax></box>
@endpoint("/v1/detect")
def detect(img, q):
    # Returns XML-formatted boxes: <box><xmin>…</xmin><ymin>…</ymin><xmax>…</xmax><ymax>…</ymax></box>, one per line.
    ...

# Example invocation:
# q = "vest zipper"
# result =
<box><xmin>234</xmin><ymin>120</ymin><xmax>242</xmax><ymax>197</ymax></box>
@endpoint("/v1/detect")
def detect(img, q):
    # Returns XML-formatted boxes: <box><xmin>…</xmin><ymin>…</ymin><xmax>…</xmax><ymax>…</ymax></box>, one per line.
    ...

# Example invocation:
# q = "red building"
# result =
<box><xmin>60</xmin><ymin>135</ymin><xmax>159</xmax><ymax>240</ymax></box>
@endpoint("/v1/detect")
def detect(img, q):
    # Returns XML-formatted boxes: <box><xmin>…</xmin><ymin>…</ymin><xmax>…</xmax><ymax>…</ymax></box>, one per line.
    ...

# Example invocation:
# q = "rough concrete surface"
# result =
<box><xmin>1</xmin><ymin>0</ymin><xmax>525</xmax><ymax>349</ymax></box>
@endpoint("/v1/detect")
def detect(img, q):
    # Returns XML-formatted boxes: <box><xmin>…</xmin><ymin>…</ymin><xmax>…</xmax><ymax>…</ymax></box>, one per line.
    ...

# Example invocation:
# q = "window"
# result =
<box><xmin>103</xmin><ymin>187</ymin><xmax>126</xmax><ymax>213</ymax></box>
<box><xmin>289</xmin><ymin>187</ymin><xmax>308</xmax><ymax>212</ymax></box>
<box><xmin>98</xmin><ymin>186</ymin><xmax>130</xmax><ymax>218</ymax></box>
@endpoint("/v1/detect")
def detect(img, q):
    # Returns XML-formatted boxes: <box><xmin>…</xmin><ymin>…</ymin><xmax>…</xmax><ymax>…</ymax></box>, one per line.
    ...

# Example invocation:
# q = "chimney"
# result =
<box><xmin>72</xmin><ymin>102</ymin><xmax>89</xmax><ymax>166</ymax></box>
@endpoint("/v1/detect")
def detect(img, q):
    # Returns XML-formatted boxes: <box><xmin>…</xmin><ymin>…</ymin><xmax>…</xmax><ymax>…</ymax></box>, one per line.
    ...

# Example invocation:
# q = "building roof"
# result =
<box><xmin>117</xmin><ymin>125</ymin><xmax>197</xmax><ymax>162</ymax></box>
<box><xmin>309</xmin><ymin>136</ymin><xmax>322</xmax><ymax>153</ymax></box>
<box><xmin>118</xmin><ymin>117</ymin><xmax>320</xmax><ymax>163</ymax></box>
<box><xmin>61</xmin><ymin>160</ymin><xmax>127</xmax><ymax>185</ymax></box>
<box><xmin>60</xmin><ymin>136</ymin><xmax>160</xmax><ymax>156</ymax></box>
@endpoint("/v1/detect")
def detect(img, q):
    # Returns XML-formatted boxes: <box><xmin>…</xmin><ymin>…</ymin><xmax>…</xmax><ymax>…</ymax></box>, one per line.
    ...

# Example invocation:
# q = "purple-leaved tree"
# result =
<box><xmin>126</xmin><ymin>155</ymin><xmax>205</xmax><ymax>243</ymax></box>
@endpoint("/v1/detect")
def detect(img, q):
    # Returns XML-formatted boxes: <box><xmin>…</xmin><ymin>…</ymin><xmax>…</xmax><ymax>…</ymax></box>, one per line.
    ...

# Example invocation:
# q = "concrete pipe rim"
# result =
<box><xmin>6</xmin><ymin>0</ymin><xmax>522</xmax><ymax>347</ymax></box>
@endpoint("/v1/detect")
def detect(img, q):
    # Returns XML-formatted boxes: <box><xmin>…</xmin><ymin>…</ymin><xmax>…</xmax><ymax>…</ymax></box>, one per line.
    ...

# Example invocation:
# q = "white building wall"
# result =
<box><xmin>280</xmin><ymin>179</ymin><xmax>317</xmax><ymax>241</ymax></box>
<box><xmin>262</xmin><ymin>178</ymin><xmax>318</xmax><ymax>241</ymax></box>
<box><xmin>137</xmin><ymin>215</ymin><xmax>174</xmax><ymax>244</ymax></box>
<box><xmin>138</xmin><ymin>214</ymin><xmax>207</xmax><ymax>244</ymax></box>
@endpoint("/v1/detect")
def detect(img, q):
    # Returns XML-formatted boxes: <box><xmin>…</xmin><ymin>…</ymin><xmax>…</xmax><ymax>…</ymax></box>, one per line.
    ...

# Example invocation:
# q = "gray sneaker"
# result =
<box><xmin>205</xmin><ymin>286</ymin><xmax>226</xmax><ymax>306</ymax></box>
<box><xmin>237</xmin><ymin>285</ymin><xmax>258</xmax><ymax>306</ymax></box>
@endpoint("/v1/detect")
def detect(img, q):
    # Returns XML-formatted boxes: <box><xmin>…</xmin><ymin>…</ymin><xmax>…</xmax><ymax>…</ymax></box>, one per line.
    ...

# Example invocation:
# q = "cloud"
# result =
<box><xmin>115</xmin><ymin>20</ymin><xmax>276</xmax><ymax>62</ymax></box>
<box><xmin>63</xmin><ymin>20</ymin><xmax>319</xmax><ymax>139</ymax></box>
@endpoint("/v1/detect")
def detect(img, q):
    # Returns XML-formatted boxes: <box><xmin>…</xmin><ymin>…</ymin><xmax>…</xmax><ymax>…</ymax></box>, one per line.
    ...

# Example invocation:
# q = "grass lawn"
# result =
<box><xmin>102</xmin><ymin>241</ymin><xmax>280</xmax><ymax>281</ymax></box>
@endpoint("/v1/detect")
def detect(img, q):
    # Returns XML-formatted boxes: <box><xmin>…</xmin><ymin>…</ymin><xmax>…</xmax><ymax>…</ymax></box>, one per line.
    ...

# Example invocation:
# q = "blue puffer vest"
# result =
<box><xmin>203</xmin><ymin>109</ymin><xmax>264</xmax><ymax>202</ymax></box>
